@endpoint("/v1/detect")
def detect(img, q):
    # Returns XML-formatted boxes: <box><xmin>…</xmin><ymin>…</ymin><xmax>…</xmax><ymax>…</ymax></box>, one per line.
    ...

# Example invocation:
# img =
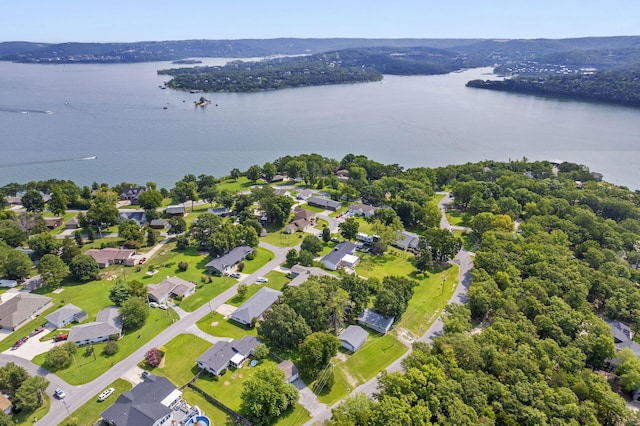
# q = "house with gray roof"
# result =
<box><xmin>85</xmin><ymin>248</ymin><xmax>136</xmax><ymax>268</ymax></box>
<box><xmin>308</xmin><ymin>196</ymin><xmax>341</xmax><ymax>211</ymax></box>
<box><xmin>348</xmin><ymin>203</ymin><xmax>378</xmax><ymax>219</ymax></box>
<box><xmin>22</xmin><ymin>274</ymin><xmax>44</xmax><ymax>291</ymax></box>
<box><xmin>119</xmin><ymin>187</ymin><xmax>146</xmax><ymax>204</ymax></box>
<box><xmin>46</xmin><ymin>304</ymin><xmax>87</xmax><ymax>329</ymax></box>
<box><xmin>68</xmin><ymin>306</ymin><xmax>122</xmax><ymax>346</ymax></box>
<box><xmin>288</xmin><ymin>265</ymin><xmax>334</xmax><ymax>287</ymax></box>
<box><xmin>205</xmin><ymin>245</ymin><xmax>254</xmax><ymax>276</ymax></box>
<box><xmin>197</xmin><ymin>336</ymin><xmax>261</xmax><ymax>376</ymax></box>
<box><xmin>147</xmin><ymin>276</ymin><xmax>196</xmax><ymax>303</ymax></box>
<box><xmin>118</xmin><ymin>210</ymin><xmax>146</xmax><ymax>226</ymax></box>
<box><xmin>0</xmin><ymin>293</ymin><xmax>52</xmax><ymax>331</ymax></box>
<box><xmin>208</xmin><ymin>207</ymin><xmax>232</xmax><ymax>217</ymax></box>
<box><xmin>606</xmin><ymin>319</ymin><xmax>640</xmax><ymax>360</ymax></box>
<box><xmin>392</xmin><ymin>231</ymin><xmax>421</xmax><ymax>252</ymax></box>
<box><xmin>277</xmin><ymin>360</ymin><xmax>299</xmax><ymax>384</ymax></box>
<box><xmin>101</xmin><ymin>375</ymin><xmax>182</xmax><ymax>426</ymax></box>
<box><xmin>165</xmin><ymin>205</ymin><xmax>186</xmax><ymax>217</ymax></box>
<box><xmin>321</xmin><ymin>242</ymin><xmax>358</xmax><ymax>271</ymax></box>
<box><xmin>0</xmin><ymin>280</ymin><xmax>17</xmax><ymax>288</ymax></box>
<box><xmin>149</xmin><ymin>219</ymin><xmax>168</xmax><ymax>229</ymax></box>
<box><xmin>230</xmin><ymin>287</ymin><xmax>281</xmax><ymax>326</ymax></box>
<box><xmin>339</xmin><ymin>325</ymin><xmax>368</xmax><ymax>352</ymax></box>
<box><xmin>358</xmin><ymin>308</ymin><xmax>395</xmax><ymax>334</ymax></box>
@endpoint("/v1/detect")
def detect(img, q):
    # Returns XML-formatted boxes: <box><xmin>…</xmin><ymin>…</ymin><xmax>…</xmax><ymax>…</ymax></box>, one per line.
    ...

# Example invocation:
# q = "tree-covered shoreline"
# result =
<box><xmin>466</xmin><ymin>68</ymin><xmax>640</xmax><ymax>108</ymax></box>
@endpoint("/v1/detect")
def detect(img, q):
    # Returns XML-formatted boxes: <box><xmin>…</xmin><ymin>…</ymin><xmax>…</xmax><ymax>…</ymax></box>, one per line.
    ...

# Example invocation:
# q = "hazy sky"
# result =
<box><xmin>3</xmin><ymin>1</ymin><xmax>638</xmax><ymax>43</ymax></box>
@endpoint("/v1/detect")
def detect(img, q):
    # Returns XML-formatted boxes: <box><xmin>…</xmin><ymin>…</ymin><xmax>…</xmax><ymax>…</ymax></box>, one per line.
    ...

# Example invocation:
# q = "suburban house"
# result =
<box><xmin>0</xmin><ymin>394</ymin><xmax>11</xmax><ymax>415</ymax></box>
<box><xmin>293</xmin><ymin>207</ymin><xmax>316</xmax><ymax>222</ymax></box>
<box><xmin>85</xmin><ymin>248</ymin><xmax>137</xmax><ymax>268</ymax></box>
<box><xmin>321</xmin><ymin>242</ymin><xmax>359</xmax><ymax>271</ymax></box>
<box><xmin>0</xmin><ymin>293</ymin><xmax>52</xmax><ymax>331</ymax></box>
<box><xmin>65</xmin><ymin>216</ymin><xmax>80</xmax><ymax>229</ymax></box>
<box><xmin>392</xmin><ymin>231</ymin><xmax>421</xmax><ymax>252</ymax></box>
<box><xmin>43</xmin><ymin>217</ymin><xmax>64</xmax><ymax>229</ymax></box>
<box><xmin>288</xmin><ymin>265</ymin><xmax>334</xmax><ymax>287</ymax></box>
<box><xmin>46</xmin><ymin>304</ymin><xmax>87</xmax><ymax>329</ymax></box>
<box><xmin>277</xmin><ymin>360</ymin><xmax>299</xmax><ymax>384</ymax></box>
<box><xmin>273</xmin><ymin>188</ymin><xmax>291</xmax><ymax>197</ymax></box>
<box><xmin>339</xmin><ymin>325</ymin><xmax>368</xmax><ymax>352</ymax></box>
<box><xmin>118</xmin><ymin>210</ymin><xmax>146</xmax><ymax>226</ymax></box>
<box><xmin>336</xmin><ymin>169</ymin><xmax>350</xmax><ymax>182</ymax></box>
<box><xmin>295</xmin><ymin>189</ymin><xmax>314</xmax><ymax>200</ymax></box>
<box><xmin>607</xmin><ymin>319</ymin><xmax>640</xmax><ymax>359</ymax></box>
<box><xmin>285</xmin><ymin>218</ymin><xmax>311</xmax><ymax>234</ymax></box>
<box><xmin>356</xmin><ymin>232</ymin><xmax>374</xmax><ymax>245</ymax></box>
<box><xmin>0</xmin><ymin>280</ymin><xmax>17</xmax><ymax>288</ymax></box>
<box><xmin>197</xmin><ymin>336</ymin><xmax>261</xmax><ymax>376</ymax></box>
<box><xmin>147</xmin><ymin>276</ymin><xmax>196</xmax><ymax>303</ymax></box>
<box><xmin>67</xmin><ymin>306</ymin><xmax>122</xmax><ymax>346</ymax></box>
<box><xmin>16</xmin><ymin>247</ymin><xmax>36</xmax><ymax>261</ymax></box>
<box><xmin>308</xmin><ymin>196</ymin><xmax>341</xmax><ymax>211</ymax></box>
<box><xmin>357</xmin><ymin>308</ymin><xmax>395</xmax><ymax>334</ymax></box>
<box><xmin>205</xmin><ymin>245</ymin><xmax>254</xmax><ymax>276</ymax></box>
<box><xmin>270</xmin><ymin>174</ymin><xmax>286</xmax><ymax>183</ymax></box>
<box><xmin>149</xmin><ymin>219</ymin><xmax>168</xmax><ymax>229</ymax></box>
<box><xmin>21</xmin><ymin>275</ymin><xmax>44</xmax><ymax>291</ymax></box>
<box><xmin>349</xmin><ymin>203</ymin><xmax>377</xmax><ymax>219</ymax></box>
<box><xmin>101</xmin><ymin>375</ymin><xmax>183</xmax><ymax>426</ymax></box>
<box><xmin>5</xmin><ymin>196</ymin><xmax>21</xmax><ymax>205</ymax></box>
<box><xmin>207</xmin><ymin>207</ymin><xmax>232</xmax><ymax>217</ymax></box>
<box><xmin>230</xmin><ymin>287</ymin><xmax>281</xmax><ymax>326</ymax></box>
<box><xmin>165</xmin><ymin>205</ymin><xmax>186</xmax><ymax>217</ymax></box>
<box><xmin>119</xmin><ymin>187</ymin><xmax>146</xmax><ymax>204</ymax></box>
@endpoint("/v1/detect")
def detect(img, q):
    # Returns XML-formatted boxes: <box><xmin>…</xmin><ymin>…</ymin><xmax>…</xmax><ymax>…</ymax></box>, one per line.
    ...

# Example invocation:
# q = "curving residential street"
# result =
<box><xmin>303</xmin><ymin>192</ymin><xmax>474</xmax><ymax>425</ymax></box>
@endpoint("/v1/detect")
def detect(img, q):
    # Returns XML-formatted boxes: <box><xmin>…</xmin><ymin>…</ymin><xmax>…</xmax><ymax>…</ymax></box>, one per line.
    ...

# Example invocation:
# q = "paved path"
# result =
<box><xmin>31</xmin><ymin>240</ymin><xmax>290</xmax><ymax>426</ymax></box>
<box><xmin>303</xmin><ymin>192</ymin><xmax>474</xmax><ymax>425</ymax></box>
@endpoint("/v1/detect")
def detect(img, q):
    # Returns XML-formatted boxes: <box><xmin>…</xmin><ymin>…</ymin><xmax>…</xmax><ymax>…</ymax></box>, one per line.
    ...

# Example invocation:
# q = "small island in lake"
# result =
<box><xmin>194</xmin><ymin>96</ymin><xmax>210</xmax><ymax>107</ymax></box>
<box><xmin>171</xmin><ymin>59</ymin><xmax>202</xmax><ymax>64</ymax></box>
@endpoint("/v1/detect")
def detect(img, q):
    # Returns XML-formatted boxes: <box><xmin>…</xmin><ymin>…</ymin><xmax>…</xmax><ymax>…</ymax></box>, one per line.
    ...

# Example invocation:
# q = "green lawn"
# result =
<box><xmin>60</xmin><ymin>379</ymin><xmax>132</xmax><ymax>426</ymax></box>
<box><xmin>182</xmin><ymin>388</ymin><xmax>234</xmax><ymax>426</ymax></box>
<box><xmin>260</xmin><ymin>229</ymin><xmax>303</xmax><ymax>248</ymax></box>
<box><xmin>241</xmin><ymin>246</ymin><xmax>273</xmax><ymax>274</ymax></box>
<box><xmin>177</xmin><ymin>277</ymin><xmax>236</xmax><ymax>312</ymax></box>
<box><xmin>31</xmin><ymin>307</ymin><xmax>179</xmax><ymax>385</ymax></box>
<box><xmin>446</xmin><ymin>210</ymin><xmax>469</xmax><ymax>227</ymax></box>
<box><xmin>301</xmin><ymin>203</ymin><xmax>326</xmax><ymax>213</ymax></box>
<box><xmin>357</xmin><ymin>246</ymin><xmax>418</xmax><ymax>280</ymax></box>
<box><xmin>196</xmin><ymin>312</ymin><xmax>258</xmax><ymax>340</ymax></box>
<box><xmin>315</xmin><ymin>333</ymin><xmax>407</xmax><ymax>405</ymax></box>
<box><xmin>11</xmin><ymin>395</ymin><xmax>50</xmax><ymax>425</ymax></box>
<box><xmin>217</xmin><ymin>177</ymin><xmax>254</xmax><ymax>194</ymax></box>
<box><xmin>149</xmin><ymin>334</ymin><xmax>211</xmax><ymax>386</ymax></box>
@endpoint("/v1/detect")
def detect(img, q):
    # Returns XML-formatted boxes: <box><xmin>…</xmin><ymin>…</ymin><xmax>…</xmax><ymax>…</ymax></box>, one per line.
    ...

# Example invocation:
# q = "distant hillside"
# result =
<box><xmin>2</xmin><ymin>36</ymin><xmax>640</xmax><ymax>66</ymax></box>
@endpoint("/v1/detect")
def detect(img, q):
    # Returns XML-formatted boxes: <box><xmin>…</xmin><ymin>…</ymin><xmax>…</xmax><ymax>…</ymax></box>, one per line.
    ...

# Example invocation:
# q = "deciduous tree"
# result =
<box><xmin>240</xmin><ymin>365</ymin><xmax>298</xmax><ymax>425</ymax></box>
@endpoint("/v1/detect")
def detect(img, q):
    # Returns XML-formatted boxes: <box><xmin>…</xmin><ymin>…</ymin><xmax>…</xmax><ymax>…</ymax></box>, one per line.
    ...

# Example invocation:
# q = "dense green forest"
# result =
<box><xmin>466</xmin><ymin>68</ymin><xmax>640</xmax><ymax>107</ymax></box>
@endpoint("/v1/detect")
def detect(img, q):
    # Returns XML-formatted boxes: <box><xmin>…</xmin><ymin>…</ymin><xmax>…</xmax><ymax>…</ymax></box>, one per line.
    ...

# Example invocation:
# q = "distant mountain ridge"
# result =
<box><xmin>2</xmin><ymin>36</ymin><xmax>640</xmax><ymax>65</ymax></box>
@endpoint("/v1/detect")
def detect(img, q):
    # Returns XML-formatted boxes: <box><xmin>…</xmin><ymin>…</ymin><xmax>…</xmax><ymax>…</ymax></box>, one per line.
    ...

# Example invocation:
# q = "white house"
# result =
<box><xmin>46</xmin><ymin>304</ymin><xmax>87</xmax><ymax>329</ymax></box>
<box><xmin>197</xmin><ymin>336</ymin><xmax>261</xmax><ymax>376</ymax></box>
<box><xmin>321</xmin><ymin>242</ymin><xmax>359</xmax><ymax>271</ymax></box>
<box><xmin>339</xmin><ymin>325</ymin><xmax>368</xmax><ymax>352</ymax></box>
<box><xmin>67</xmin><ymin>307</ymin><xmax>122</xmax><ymax>346</ymax></box>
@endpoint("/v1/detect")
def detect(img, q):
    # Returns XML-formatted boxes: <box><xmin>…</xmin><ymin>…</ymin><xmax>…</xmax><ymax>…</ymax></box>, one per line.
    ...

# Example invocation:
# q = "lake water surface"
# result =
<box><xmin>1</xmin><ymin>60</ymin><xmax>638</xmax><ymax>189</ymax></box>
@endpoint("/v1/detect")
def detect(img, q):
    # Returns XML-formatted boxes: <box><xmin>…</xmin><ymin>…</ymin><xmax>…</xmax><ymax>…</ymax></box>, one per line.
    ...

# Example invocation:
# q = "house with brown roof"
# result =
<box><xmin>285</xmin><ymin>218</ymin><xmax>311</xmax><ymax>234</ymax></box>
<box><xmin>348</xmin><ymin>203</ymin><xmax>378</xmax><ymax>219</ymax></box>
<box><xmin>85</xmin><ymin>248</ymin><xmax>136</xmax><ymax>268</ymax></box>
<box><xmin>0</xmin><ymin>293</ymin><xmax>52</xmax><ymax>331</ymax></box>
<box><xmin>165</xmin><ymin>205</ymin><xmax>186</xmax><ymax>217</ymax></box>
<box><xmin>0</xmin><ymin>394</ymin><xmax>11</xmax><ymax>415</ymax></box>
<box><xmin>43</xmin><ymin>217</ymin><xmax>64</xmax><ymax>229</ymax></box>
<box><xmin>293</xmin><ymin>207</ymin><xmax>316</xmax><ymax>222</ymax></box>
<box><xmin>147</xmin><ymin>276</ymin><xmax>196</xmax><ymax>303</ymax></box>
<box><xmin>65</xmin><ymin>216</ymin><xmax>80</xmax><ymax>229</ymax></box>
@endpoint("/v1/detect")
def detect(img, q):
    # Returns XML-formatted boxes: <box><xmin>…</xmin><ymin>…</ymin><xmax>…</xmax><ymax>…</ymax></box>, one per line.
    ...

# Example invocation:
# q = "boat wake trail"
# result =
<box><xmin>0</xmin><ymin>107</ymin><xmax>54</xmax><ymax>115</ymax></box>
<box><xmin>0</xmin><ymin>157</ymin><xmax>96</xmax><ymax>168</ymax></box>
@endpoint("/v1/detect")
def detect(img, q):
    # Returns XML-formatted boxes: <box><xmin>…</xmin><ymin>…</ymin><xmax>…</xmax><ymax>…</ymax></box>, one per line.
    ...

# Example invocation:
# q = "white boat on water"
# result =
<box><xmin>80</xmin><ymin>156</ymin><xmax>97</xmax><ymax>160</ymax></box>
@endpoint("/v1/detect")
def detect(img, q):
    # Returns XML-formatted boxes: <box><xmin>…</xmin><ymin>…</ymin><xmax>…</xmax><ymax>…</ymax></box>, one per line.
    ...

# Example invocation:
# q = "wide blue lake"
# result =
<box><xmin>1</xmin><ymin>60</ymin><xmax>639</xmax><ymax>189</ymax></box>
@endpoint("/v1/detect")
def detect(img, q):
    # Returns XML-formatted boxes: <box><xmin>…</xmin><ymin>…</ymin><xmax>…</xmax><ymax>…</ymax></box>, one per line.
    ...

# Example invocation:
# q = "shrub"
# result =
<box><xmin>237</xmin><ymin>262</ymin><xmax>245</xmax><ymax>272</ymax></box>
<box><xmin>246</xmin><ymin>252</ymin><xmax>255</xmax><ymax>261</ymax></box>
<box><xmin>145</xmin><ymin>347</ymin><xmax>163</xmax><ymax>367</ymax></box>
<box><xmin>103</xmin><ymin>341</ymin><xmax>119</xmax><ymax>356</ymax></box>
<box><xmin>123</xmin><ymin>239</ymin><xmax>141</xmax><ymax>249</ymax></box>
<box><xmin>178</xmin><ymin>261</ymin><xmax>189</xmax><ymax>271</ymax></box>
<box><xmin>253</xmin><ymin>343</ymin><xmax>269</xmax><ymax>360</ymax></box>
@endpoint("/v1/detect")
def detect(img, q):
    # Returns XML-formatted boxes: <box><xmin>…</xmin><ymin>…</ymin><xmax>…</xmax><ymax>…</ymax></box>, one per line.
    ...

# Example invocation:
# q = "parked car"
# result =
<box><xmin>11</xmin><ymin>337</ymin><xmax>28</xmax><ymax>349</ymax></box>
<box><xmin>54</xmin><ymin>388</ymin><xmax>66</xmax><ymax>399</ymax></box>
<box><xmin>256</xmin><ymin>277</ymin><xmax>268</xmax><ymax>283</ymax></box>
<box><xmin>149</xmin><ymin>302</ymin><xmax>158</xmax><ymax>308</ymax></box>
<box><xmin>230</xmin><ymin>272</ymin><xmax>241</xmax><ymax>279</ymax></box>
<box><xmin>30</xmin><ymin>326</ymin><xmax>45</xmax><ymax>337</ymax></box>
<box><xmin>139</xmin><ymin>257</ymin><xmax>147</xmax><ymax>264</ymax></box>
<box><xmin>53</xmin><ymin>333</ymin><xmax>69</xmax><ymax>342</ymax></box>
<box><xmin>141</xmin><ymin>370</ymin><xmax>150</xmax><ymax>379</ymax></box>
<box><xmin>158</xmin><ymin>303</ymin><xmax>168</xmax><ymax>310</ymax></box>
<box><xmin>98</xmin><ymin>387</ymin><xmax>115</xmax><ymax>402</ymax></box>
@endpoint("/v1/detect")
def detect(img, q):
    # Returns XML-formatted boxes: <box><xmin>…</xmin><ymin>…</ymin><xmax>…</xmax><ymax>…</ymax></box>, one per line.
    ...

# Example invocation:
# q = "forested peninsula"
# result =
<box><xmin>466</xmin><ymin>68</ymin><xmax>640</xmax><ymax>108</ymax></box>
<box><xmin>157</xmin><ymin>47</ymin><xmax>466</xmax><ymax>93</ymax></box>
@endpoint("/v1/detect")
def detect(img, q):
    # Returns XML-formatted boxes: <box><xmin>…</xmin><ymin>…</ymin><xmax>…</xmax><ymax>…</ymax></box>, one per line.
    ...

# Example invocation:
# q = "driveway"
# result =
<box><xmin>4</xmin><ymin>326</ymin><xmax>59</xmax><ymax>361</ymax></box>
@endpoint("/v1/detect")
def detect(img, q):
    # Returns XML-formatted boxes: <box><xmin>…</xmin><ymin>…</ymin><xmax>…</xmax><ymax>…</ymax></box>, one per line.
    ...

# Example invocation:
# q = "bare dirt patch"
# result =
<box><xmin>395</xmin><ymin>328</ymin><xmax>417</xmax><ymax>346</ymax></box>
<box><xmin>210</xmin><ymin>321</ymin><xmax>219</xmax><ymax>327</ymax></box>
<box><xmin>336</xmin><ymin>352</ymin><xmax>348</xmax><ymax>362</ymax></box>
<box><xmin>224</xmin><ymin>381</ymin><xmax>230</xmax><ymax>386</ymax></box>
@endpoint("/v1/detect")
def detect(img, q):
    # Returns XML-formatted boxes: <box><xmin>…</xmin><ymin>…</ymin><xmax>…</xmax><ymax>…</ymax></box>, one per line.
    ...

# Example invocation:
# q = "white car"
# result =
<box><xmin>98</xmin><ymin>387</ymin><xmax>115</xmax><ymax>402</ymax></box>
<box><xmin>158</xmin><ymin>303</ymin><xmax>168</xmax><ymax>310</ymax></box>
<box><xmin>54</xmin><ymin>388</ymin><xmax>66</xmax><ymax>399</ymax></box>
<box><xmin>256</xmin><ymin>277</ymin><xmax>268</xmax><ymax>283</ymax></box>
<box><xmin>230</xmin><ymin>272</ymin><xmax>241</xmax><ymax>279</ymax></box>
<box><xmin>149</xmin><ymin>302</ymin><xmax>158</xmax><ymax>308</ymax></box>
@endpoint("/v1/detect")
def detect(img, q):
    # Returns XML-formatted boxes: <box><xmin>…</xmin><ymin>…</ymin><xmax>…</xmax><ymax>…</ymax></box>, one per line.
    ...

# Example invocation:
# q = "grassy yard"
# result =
<box><xmin>60</xmin><ymin>379</ymin><xmax>132</xmax><ymax>426</ymax></box>
<box><xmin>182</xmin><ymin>388</ymin><xmax>234</xmax><ymax>426</ymax></box>
<box><xmin>315</xmin><ymin>332</ymin><xmax>407</xmax><ymax>405</ymax></box>
<box><xmin>193</xmin><ymin>361</ymin><xmax>310</xmax><ymax>425</ymax></box>
<box><xmin>196</xmin><ymin>312</ymin><xmax>258</xmax><ymax>340</ymax></box>
<box><xmin>446</xmin><ymin>210</ymin><xmax>469</xmax><ymax>227</ymax></box>
<box><xmin>148</xmin><ymin>334</ymin><xmax>211</xmax><ymax>386</ymax></box>
<box><xmin>11</xmin><ymin>396</ymin><xmax>50</xmax><ymax>425</ymax></box>
<box><xmin>177</xmin><ymin>277</ymin><xmax>236</xmax><ymax>312</ymax></box>
<box><xmin>240</xmin><ymin>246</ymin><xmax>273</xmax><ymax>274</ymax></box>
<box><xmin>260</xmin><ymin>229</ymin><xmax>303</xmax><ymax>248</ymax></box>
<box><xmin>31</xmin><ymin>307</ymin><xmax>179</xmax><ymax>385</ymax></box>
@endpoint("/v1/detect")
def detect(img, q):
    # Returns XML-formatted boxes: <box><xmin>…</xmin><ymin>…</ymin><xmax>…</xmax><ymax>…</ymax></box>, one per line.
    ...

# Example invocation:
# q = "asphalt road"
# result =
<box><xmin>29</xmin><ymin>241</ymin><xmax>291</xmax><ymax>426</ymax></box>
